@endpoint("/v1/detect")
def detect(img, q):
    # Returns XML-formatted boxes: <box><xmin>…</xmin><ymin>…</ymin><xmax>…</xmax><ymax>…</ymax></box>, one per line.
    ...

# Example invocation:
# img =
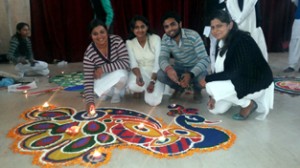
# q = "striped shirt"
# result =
<box><xmin>7</xmin><ymin>36</ymin><xmax>34</xmax><ymax>64</ymax></box>
<box><xmin>83</xmin><ymin>34</ymin><xmax>129</xmax><ymax>104</ymax></box>
<box><xmin>159</xmin><ymin>28</ymin><xmax>209</xmax><ymax>76</ymax></box>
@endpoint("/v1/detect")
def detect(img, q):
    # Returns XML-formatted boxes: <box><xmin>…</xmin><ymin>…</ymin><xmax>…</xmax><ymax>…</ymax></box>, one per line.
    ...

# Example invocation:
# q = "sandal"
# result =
<box><xmin>232</xmin><ymin>100</ymin><xmax>257</xmax><ymax>120</ymax></box>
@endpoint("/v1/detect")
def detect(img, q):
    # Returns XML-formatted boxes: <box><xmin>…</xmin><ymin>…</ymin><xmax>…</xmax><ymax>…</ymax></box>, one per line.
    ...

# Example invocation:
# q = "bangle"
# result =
<box><xmin>150</xmin><ymin>79</ymin><xmax>156</xmax><ymax>84</ymax></box>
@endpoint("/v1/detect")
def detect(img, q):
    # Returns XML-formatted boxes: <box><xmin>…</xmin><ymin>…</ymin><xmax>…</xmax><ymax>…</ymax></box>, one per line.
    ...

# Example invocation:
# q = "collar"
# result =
<box><xmin>165</xmin><ymin>28</ymin><xmax>187</xmax><ymax>44</ymax></box>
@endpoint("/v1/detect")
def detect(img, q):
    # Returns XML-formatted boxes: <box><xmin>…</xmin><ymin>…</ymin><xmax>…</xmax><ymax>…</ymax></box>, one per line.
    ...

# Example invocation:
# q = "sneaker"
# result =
<box><xmin>283</xmin><ymin>67</ymin><xmax>295</xmax><ymax>73</ymax></box>
<box><xmin>111</xmin><ymin>94</ymin><xmax>121</xmax><ymax>103</ymax></box>
<box><xmin>170</xmin><ymin>89</ymin><xmax>184</xmax><ymax>100</ymax></box>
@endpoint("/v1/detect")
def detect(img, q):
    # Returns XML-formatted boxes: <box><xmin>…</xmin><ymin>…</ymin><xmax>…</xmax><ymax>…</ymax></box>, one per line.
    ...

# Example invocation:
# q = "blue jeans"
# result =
<box><xmin>157</xmin><ymin>65</ymin><xmax>207</xmax><ymax>93</ymax></box>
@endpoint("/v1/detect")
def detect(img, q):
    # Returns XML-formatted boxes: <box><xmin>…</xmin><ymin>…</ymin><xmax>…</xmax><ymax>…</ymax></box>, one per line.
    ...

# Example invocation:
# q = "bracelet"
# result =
<box><xmin>150</xmin><ymin>79</ymin><xmax>156</xmax><ymax>84</ymax></box>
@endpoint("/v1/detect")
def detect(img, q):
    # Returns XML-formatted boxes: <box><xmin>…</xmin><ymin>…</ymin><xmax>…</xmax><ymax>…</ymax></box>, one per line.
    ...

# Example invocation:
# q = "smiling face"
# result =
<box><xmin>163</xmin><ymin>18</ymin><xmax>182</xmax><ymax>39</ymax></box>
<box><xmin>91</xmin><ymin>25</ymin><xmax>108</xmax><ymax>46</ymax></box>
<box><xmin>133</xmin><ymin>20</ymin><xmax>148</xmax><ymax>39</ymax></box>
<box><xmin>210</xmin><ymin>18</ymin><xmax>232</xmax><ymax>40</ymax></box>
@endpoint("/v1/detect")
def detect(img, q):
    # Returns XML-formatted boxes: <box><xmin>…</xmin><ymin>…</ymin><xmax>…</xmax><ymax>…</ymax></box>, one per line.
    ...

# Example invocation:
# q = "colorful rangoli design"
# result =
<box><xmin>49</xmin><ymin>72</ymin><xmax>84</xmax><ymax>91</ymax></box>
<box><xmin>274</xmin><ymin>77</ymin><xmax>300</xmax><ymax>95</ymax></box>
<box><xmin>8</xmin><ymin>105</ymin><xmax>235</xmax><ymax>167</ymax></box>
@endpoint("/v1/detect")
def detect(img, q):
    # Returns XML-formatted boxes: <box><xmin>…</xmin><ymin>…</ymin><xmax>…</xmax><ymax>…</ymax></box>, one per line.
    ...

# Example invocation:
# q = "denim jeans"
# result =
<box><xmin>157</xmin><ymin>65</ymin><xmax>207</xmax><ymax>93</ymax></box>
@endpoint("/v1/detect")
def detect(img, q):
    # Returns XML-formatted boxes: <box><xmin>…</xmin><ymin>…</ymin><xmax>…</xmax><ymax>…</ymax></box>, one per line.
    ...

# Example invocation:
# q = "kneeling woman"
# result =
<box><xmin>200</xmin><ymin>10</ymin><xmax>274</xmax><ymax>120</ymax></box>
<box><xmin>126</xmin><ymin>15</ymin><xmax>165</xmax><ymax>106</ymax></box>
<box><xmin>83</xmin><ymin>19</ymin><xmax>130</xmax><ymax>112</ymax></box>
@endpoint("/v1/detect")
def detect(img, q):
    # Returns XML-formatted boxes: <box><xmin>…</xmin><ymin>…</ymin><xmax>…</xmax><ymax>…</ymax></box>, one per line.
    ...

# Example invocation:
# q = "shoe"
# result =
<box><xmin>193</xmin><ymin>91</ymin><xmax>202</xmax><ymax>102</ymax></box>
<box><xmin>111</xmin><ymin>94</ymin><xmax>121</xmax><ymax>103</ymax></box>
<box><xmin>232</xmin><ymin>101</ymin><xmax>258</xmax><ymax>120</ymax></box>
<box><xmin>283</xmin><ymin>67</ymin><xmax>295</xmax><ymax>73</ymax></box>
<box><xmin>170</xmin><ymin>89</ymin><xmax>184</xmax><ymax>100</ymax></box>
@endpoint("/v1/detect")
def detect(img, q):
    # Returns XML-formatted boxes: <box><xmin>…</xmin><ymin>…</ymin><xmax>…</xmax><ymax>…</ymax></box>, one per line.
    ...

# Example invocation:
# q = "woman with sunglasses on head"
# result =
<box><xmin>83</xmin><ymin>19</ymin><xmax>129</xmax><ymax>114</ymax></box>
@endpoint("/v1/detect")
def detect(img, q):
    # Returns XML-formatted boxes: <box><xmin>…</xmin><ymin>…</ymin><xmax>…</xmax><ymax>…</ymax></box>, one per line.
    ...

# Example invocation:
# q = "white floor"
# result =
<box><xmin>0</xmin><ymin>52</ymin><xmax>300</xmax><ymax>168</ymax></box>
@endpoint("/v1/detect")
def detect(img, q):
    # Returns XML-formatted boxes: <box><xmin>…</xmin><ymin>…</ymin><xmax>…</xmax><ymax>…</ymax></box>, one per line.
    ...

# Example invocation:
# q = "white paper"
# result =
<box><xmin>203</xmin><ymin>26</ymin><xmax>211</xmax><ymax>37</ymax></box>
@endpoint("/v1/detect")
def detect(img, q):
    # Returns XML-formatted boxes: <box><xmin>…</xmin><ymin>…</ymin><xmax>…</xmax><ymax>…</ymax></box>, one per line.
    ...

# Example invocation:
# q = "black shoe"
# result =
<box><xmin>170</xmin><ymin>90</ymin><xmax>184</xmax><ymax>100</ymax></box>
<box><xmin>283</xmin><ymin>67</ymin><xmax>295</xmax><ymax>73</ymax></box>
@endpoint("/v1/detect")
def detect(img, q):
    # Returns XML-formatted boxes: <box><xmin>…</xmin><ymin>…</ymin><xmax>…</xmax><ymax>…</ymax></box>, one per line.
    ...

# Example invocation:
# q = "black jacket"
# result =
<box><xmin>205</xmin><ymin>30</ymin><xmax>273</xmax><ymax>99</ymax></box>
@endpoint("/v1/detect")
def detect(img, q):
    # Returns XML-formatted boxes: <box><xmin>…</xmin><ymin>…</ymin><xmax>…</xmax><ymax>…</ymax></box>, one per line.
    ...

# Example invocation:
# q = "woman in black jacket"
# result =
<box><xmin>200</xmin><ymin>10</ymin><xmax>274</xmax><ymax>120</ymax></box>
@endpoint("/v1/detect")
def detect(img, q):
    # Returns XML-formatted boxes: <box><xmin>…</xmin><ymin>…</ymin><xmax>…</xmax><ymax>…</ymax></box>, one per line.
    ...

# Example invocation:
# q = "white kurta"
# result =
<box><xmin>227</xmin><ymin>0</ymin><xmax>268</xmax><ymax>61</ymax></box>
<box><xmin>206</xmin><ymin>41</ymin><xmax>274</xmax><ymax>120</ymax></box>
<box><xmin>15</xmin><ymin>61</ymin><xmax>49</xmax><ymax>77</ymax></box>
<box><xmin>126</xmin><ymin>34</ymin><xmax>165</xmax><ymax>106</ymax></box>
<box><xmin>288</xmin><ymin>15</ymin><xmax>300</xmax><ymax>68</ymax></box>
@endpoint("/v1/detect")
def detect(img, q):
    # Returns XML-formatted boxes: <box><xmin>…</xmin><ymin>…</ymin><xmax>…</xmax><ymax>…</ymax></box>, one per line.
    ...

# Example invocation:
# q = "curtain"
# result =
<box><xmin>30</xmin><ymin>0</ymin><xmax>296</xmax><ymax>62</ymax></box>
<box><xmin>261</xmin><ymin>0</ymin><xmax>296</xmax><ymax>52</ymax></box>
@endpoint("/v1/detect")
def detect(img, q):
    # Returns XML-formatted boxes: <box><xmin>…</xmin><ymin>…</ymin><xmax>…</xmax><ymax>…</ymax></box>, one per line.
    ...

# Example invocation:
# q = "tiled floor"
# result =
<box><xmin>0</xmin><ymin>52</ymin><xmax>300</xmax><ymax>168</ymax></box>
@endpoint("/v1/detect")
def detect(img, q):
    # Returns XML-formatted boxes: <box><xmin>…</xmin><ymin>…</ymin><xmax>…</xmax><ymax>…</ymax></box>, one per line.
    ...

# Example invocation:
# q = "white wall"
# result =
<box><xmin>0</xmin><ymin>0</ymin><xmax>31</xmax><ymax>54</ymax></box>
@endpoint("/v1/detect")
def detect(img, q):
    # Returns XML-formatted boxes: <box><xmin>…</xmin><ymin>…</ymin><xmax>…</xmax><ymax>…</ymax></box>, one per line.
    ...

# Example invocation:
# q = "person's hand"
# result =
<box><xmin>199</xmin><ymin>78</ymin><xmax>206</xmax><ymax>88</ymax></box>
<box><xmin>166</xmin><ymin>68</ymin><xmax>179</xmax><ymax>84</ymax></box>
<box><xmin>86</xmin><ymin>102</ymin><xmax>95</xmax><ymax>116</ymax></box>
<box><xmin>19</xmin><ymin>57</ymin><xmax>28</xmax><ymax>64</ymax></box>
<box><xmin>146</xmin><ymin>81</ymin><xmax>155</xmax><ymax>93</ymax></box>
<box><xmin>94</xmin><ymin>67</ymin><xmax>103</xmax><ymax>79</ymax></box>
<box><xmin>30</xmin><ymin>60</ymin><xmax>38</xmax><ymax>67</ymax></box>
<box><xmin>179</xmin><ymin>73</ymin><xmax>191</xmax><ymax>88</ymax></box>
<box><xmin>136</xmin><ymin>76</ymin><xmax>145</xmax><ymax>86</ymax></box>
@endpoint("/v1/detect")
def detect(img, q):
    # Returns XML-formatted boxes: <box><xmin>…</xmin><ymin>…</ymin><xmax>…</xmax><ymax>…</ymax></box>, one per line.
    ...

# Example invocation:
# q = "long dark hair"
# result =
<box><xmin>127</xmin><ymin>15</ymin><xmax>153</xmax><ymax>40</ymax></box>
<box><xmin>14</xmin><ymin>22</ymin><xmax>30</xmax><ymax>56</ymax></box>
<box><xmin>210</xmin><ymin>10</ymin><xmax>246</xmax><ymax>57</ymax></box>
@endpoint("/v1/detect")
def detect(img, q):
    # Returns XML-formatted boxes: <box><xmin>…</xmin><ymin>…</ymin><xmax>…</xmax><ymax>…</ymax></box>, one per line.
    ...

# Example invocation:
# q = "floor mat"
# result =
<box><xmin>8</xmin><ymin>105</ymin><xmax>236</xmax><ymax>167</ymax></box>
<box><xmin>274</xmin><ymin>77</ymin><xmax>300</xmax><ymax>95</ymax></box>
<box><xmin>49</xmin><ymin>72</ymin><xmax>83</xmax><ymax>91</ymax></box>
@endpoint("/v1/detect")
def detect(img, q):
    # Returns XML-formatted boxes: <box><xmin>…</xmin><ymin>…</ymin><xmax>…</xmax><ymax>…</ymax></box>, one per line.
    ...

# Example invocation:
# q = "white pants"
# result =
<box><xmin>15</xmin><ymin>61</ymin><xmax>49</xmax><ymax>76</ymax></box>
<box><xmin>206</xmin><ymin>80</ymin><xmax>274</xmax><ymax>120</ymax></box>
<box><xmin>128</xmin><ymin>70</ymin><xmax>164</xmax><ymax>106</ymax></box>
<box><xmin>94</xmin><ymin>69</ymin><xmax>128</xmax><ymax>97</ymax></box>
<box><xmin>288</xmin><ymin>19</ymin><xmax>300</xmax><ymax>69</ymax></box>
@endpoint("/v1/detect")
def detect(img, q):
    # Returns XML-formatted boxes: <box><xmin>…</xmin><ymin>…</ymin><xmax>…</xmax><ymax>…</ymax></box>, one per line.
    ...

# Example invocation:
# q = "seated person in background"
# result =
<box><xmin>83</xmin><ymin>19</ymin><xmax>129</xmax><ymax>113</ymax></box>
<box><xmin>126</xmin><ymin>15</ymin><xmax>165</xmax><ymax>106</ymax></box>
<box><xmin>157</xmin><ymin>11</ymin><xmax>210</xmax><ymax>102</ymax></box>
<box><xmin>200</xmin><ymin>10</ymin><xmax>274</xmax><ymax>120</ymax></box>
<box><xmin>7</xmin><ymin>22</ymin><xmax>49</xmax><ymax>77</ymax></box>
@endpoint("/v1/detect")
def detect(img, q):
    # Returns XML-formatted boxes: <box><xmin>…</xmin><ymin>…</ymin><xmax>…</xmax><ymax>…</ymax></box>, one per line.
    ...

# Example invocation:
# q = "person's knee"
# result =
<box><xmin>145</xmin><ymin>98</ymin><xmax>161</xmax><ymax>106</ymax></box>
<box><xmin>157</xmin><ymin>69</ymin><xmax>167</xmax><ymax>83</ymax></box>
<box><xmin>119</xmin><ymin>73</ymin><xmax>128</xmax><ymax>83</ymax></box>
<box><xmin>128</xmin><ymin>81</ymin><xmax>143</xmax><ymax>92</ymax></box>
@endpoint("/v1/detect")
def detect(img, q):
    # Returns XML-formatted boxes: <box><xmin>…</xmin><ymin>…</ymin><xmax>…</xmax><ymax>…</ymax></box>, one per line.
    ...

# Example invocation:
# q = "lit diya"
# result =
<box><xmin>89</xmin><ymin>104</ymin><xmax>96</xmax><ymax>116</ymax></box>
<box><xmin>83</xmin><ymin>149</ymin><xmax>106</xmax><ymax>164</ymax></box>
<box><xmin>158</xmin><ymin>136</ymin><xmax>166</xmax><ymax>142</ymax></box>
<box><xmin>65</xmin><ymin>126</ymin><xmax>80</xmax><ymax>135</ymax></box>
<box><xmin>167</xmin><ymin>104</ymin><xmax>184</xmax><ymax>116</ymax></box>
